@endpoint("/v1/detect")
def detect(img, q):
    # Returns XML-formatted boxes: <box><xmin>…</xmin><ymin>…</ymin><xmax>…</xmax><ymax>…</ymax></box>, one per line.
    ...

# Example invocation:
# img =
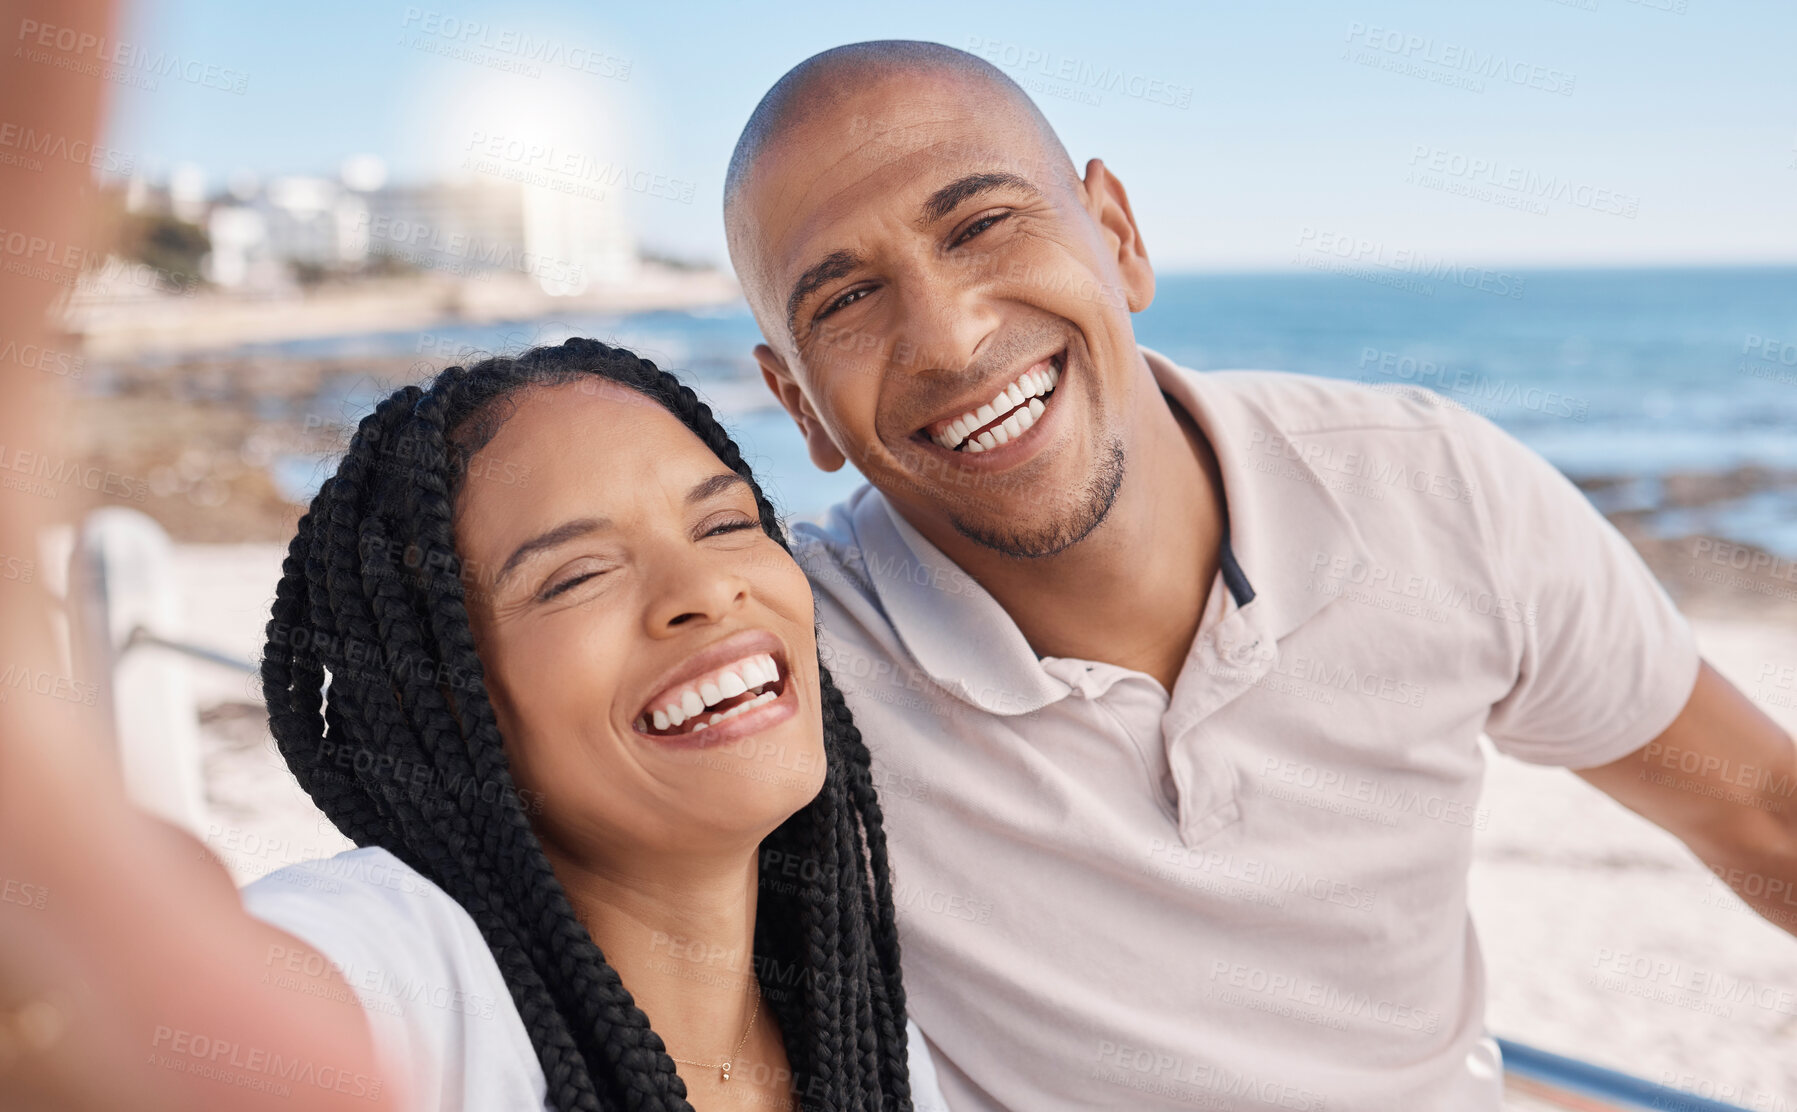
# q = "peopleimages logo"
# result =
<box><xmin>0</xmin><ymin>122</ymin><xmax>134</xmax><ymax>175</ymax></box>
<box><xmin>1358</xmin><ymin>348</ymin><xmax>1589</xmax><ymax>421</ymax></box>
<box><xmin>1343</xmin><ymin>23</ymin><xmax>1577</xmax><ymax>96</ymax></box>
<box><xmin>964</xmin><ymin>36</ymin><xmax>1193</xmax><ymax>109</ymax></box>
<box><xmin>1406</xmin><ymin>144</ymin><xmax>1640</xmax><ymax>218</ymax></box>
<box><xmin>398</xmin><ymin>7</ymin><xmax>631</xmax><ymax>81</ymax></box>
<box><xmin>14</xmin><ymin>18</ymin><xmax>249</xmax><ymax>94</ymax></box>
<box><xmin>1295</xmin><ymin>227</ymin><xmax>1527</xmax><ymax>300</ymax></box>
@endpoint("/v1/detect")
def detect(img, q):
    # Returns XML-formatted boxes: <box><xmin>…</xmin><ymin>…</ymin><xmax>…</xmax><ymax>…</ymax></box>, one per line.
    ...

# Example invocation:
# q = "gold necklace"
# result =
<box><xmin>667</xmin><ymin>981</ymin><xmax>760</xmax><ymax>1083</ymax></box>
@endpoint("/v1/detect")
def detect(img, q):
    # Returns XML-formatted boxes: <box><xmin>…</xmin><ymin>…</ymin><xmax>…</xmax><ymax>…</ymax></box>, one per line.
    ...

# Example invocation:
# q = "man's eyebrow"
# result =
<box><xmin>495</xmin><ymin>517</ymin><xmax>607</xmax><ymax>587</ymax></box>
<box><xmin>780</xmin><ymin>173</ymin><xmax>1038</xmax><ymax>337</ymax></box>
<box><xmin>918</xmin><ymin>171</ymin><xmax>1038</xmax><ymax>227</ymax></box>
<box><xmin>785</xmin><ymin>249</ymin><xmax>863</xmax><ymax>337</ymax></box>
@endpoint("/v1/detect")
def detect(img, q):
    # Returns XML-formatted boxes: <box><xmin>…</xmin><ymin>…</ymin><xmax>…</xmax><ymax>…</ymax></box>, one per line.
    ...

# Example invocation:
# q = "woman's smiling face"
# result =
<box><xmin>452</xmin><ymin>379</ymin><xmax>826</xmax><ymax>868</ymax></box>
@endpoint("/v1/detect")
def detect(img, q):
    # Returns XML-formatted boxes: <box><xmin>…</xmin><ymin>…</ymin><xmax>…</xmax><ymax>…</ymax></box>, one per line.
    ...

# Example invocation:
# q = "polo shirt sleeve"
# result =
<box><xmin>1451</xmin><ymin>405</ymin><xmax>1701</xmax><ymax>769</ymax></box>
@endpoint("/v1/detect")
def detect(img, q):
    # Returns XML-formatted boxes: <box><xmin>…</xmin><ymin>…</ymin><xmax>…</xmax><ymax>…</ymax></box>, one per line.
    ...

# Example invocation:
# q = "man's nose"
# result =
<box><xmin>890</xmin><ymin>264</ymin><xmax>1002</xmax><ymax>376</ymax></box>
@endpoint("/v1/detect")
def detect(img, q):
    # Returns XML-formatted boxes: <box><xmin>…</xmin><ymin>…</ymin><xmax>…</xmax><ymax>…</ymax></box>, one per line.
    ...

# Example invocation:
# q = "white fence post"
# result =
<box><xmin>67</xmin><ymin>506</ymin><xmax>209</xmax><ymax>834</ymax></box>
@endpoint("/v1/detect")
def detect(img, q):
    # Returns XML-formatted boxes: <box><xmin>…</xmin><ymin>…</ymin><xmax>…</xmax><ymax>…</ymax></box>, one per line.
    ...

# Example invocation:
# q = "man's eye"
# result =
<box><xmin>817</xmin><ymin>286</ymin><xmax>872</xmax><ymax>322</ymax></box>
<box><xmin>952</xmin><ymin>212</ymin><xmax>1009</xmax><ymax>248</ymax></box>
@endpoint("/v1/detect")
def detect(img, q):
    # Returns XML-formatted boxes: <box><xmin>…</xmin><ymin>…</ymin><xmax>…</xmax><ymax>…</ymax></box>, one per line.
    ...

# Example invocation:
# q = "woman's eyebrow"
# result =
<box><xmin>493</xmin><ymin>474</ymin><xmax>748</xmax><ymax>587</ymax></box>
<box><xmin>495</xmin><ymin>517</ymin><xmax>608</xmax><ymax>586</ymax></box>
<box><xmin>687</xmin><ymin>471</ymin><xmax>750</xmax><ymax>506</ymax></box>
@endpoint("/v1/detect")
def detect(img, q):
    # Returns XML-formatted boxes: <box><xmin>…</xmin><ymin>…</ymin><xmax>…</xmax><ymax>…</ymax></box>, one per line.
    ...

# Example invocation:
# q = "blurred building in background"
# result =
<box><xmin>120</xmin><ymin>155</ymin><xmax>638</xmax><ymax>296</ymax></box>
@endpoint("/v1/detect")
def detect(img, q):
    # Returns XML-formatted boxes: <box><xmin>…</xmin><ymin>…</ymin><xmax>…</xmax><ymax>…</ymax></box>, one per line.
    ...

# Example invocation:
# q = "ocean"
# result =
<box><xmin>261</xmin><ymin>267</ymin><xmax>1797</xmax><ymax>554</ymax></box>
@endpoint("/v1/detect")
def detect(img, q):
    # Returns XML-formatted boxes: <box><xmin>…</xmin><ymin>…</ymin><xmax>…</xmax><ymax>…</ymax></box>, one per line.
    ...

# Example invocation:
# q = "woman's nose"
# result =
<box><xmin>644</xmin><ymin>558</ymin><xmax>750</xmax><ymax>633</ymax></box>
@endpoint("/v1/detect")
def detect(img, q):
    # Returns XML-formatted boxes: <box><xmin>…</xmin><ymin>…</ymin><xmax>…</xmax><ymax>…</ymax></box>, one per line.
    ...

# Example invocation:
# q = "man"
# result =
<box><xmin>723</xmin><ymin>40</ymin><xmax>1797</xmax><ymax>1111</ymax></box>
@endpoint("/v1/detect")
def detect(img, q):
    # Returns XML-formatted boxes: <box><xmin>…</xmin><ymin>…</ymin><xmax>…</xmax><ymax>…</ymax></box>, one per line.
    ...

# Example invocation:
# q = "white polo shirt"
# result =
<box><xmin>791</xmin><ymin>347</ymin><xmax>1700</xmax><ymax>1112</ymax></box>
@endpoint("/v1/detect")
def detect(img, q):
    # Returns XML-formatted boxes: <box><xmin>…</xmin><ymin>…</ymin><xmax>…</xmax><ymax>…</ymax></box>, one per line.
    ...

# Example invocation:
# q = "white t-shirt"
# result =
<box><xmin>241</xmin><ymin>846</ymin><xmax>948</xmax><ymax>1112</ymax></box>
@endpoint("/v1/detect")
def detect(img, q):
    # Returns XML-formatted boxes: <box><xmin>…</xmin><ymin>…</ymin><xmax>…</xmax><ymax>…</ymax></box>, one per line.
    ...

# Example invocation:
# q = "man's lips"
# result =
<box><xmin>919</xmin><ymin>349</ymin><xmax>1065</xmax><ymax>453</ymax></box>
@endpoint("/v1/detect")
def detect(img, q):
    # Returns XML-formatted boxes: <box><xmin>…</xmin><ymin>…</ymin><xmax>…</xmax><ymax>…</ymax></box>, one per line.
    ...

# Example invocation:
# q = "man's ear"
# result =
<box><xmin>754</xmin><ymin>343</ymin><xmax>847</xmax><ymax>472</ymax></box>
<box><xmin>1079</xmin><ymin>158</ymin><xmax>1155</xmax><ymax>314</ymax></box>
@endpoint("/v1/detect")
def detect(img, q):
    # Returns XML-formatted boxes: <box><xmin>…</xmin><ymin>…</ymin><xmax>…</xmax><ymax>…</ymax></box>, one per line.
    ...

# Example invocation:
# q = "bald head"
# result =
<box><xmin>727</xmin><ymin>41</ymin><xmax>1072</xmax><ymax>208</ymax></box>
<box><xmin>723</xmin><ymin>40</ymin><xmax>1080</xmax><ymax>310</ymax></box>
<box><xmin>718</xmin><ymin>40</ymin><xmax>1158</xmax><ymax>563</ymax></box>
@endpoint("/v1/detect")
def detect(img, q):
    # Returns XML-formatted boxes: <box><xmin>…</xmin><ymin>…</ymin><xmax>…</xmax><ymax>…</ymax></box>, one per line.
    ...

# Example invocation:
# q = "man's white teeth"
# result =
<box><xmin>645</xmin><ymin>652</ymin><xmax>782</xmax><ymax>734</ymax></box>
<box><xmin>930</xmin><ymin>358</ymin><xmax>1062</xmax><ymax>451</ymax></box>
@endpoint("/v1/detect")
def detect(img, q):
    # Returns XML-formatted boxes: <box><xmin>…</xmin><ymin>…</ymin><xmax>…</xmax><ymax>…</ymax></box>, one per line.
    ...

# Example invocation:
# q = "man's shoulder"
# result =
<box><xmin>788</xmin><ymin>484</ymin><xmax>881</xmax><ymax>596</ymax></box>
<box><xmin>786</xmin><ymin>487</ymin><xmax>929</xmax><ymax>656</ymax></box>
<box><xmin>1193</xmin><ymin>367</ymin><xmax>1475</xmax><ymax>439</ymax></box>
<box><xmin>1186</xmin><ymin>366</ymin><xmax>1533</xmax><ymax>486</ymax></box>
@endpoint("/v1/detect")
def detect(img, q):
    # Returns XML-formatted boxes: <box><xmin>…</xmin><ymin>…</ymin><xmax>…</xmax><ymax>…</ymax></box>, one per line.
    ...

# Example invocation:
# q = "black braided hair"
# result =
<box><xmin>261</xmin><ymin>338</ymin><xmax>912</xmax><ymax>1111</ymax></box>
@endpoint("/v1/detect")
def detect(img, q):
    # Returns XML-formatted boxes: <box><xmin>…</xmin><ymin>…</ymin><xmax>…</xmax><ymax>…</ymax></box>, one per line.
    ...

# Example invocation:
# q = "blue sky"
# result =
<box><xmin>104</xmin><ymin>0</ymin><xmax>1797</xmax><ymax>272</ymax></box>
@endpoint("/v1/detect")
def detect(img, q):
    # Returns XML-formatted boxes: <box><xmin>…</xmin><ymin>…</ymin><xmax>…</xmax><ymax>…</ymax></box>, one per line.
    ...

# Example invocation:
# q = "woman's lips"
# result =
<box><xmin>637</xmin><ymin>674</ymin><xmax>799</xmax><ymax>752</ymax></box>
<box><xmin>634</xmin><ymin>647</ymin><xmax>799</xmax><ymax>751</ymax></box>
<box><xmin>636</xmin><ymin>651</ymin><xmax>785</xmax><ymax>734</ymax></box>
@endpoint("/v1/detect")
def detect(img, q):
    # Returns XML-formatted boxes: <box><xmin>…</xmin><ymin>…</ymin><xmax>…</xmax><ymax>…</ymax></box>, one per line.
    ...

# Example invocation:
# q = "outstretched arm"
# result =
<box><xmin>0</xmin><ymin>0</ymin><xmax>397</xmax><ymax>1104</ymax></box>
<box><xmin>1576</xmin><ymin>661</ymin><xmax>1797</xmax><ymax>937</ymax></box>
<box><xmin>2</xmin><ymin>737</ymin><xmax>401</xmax><ymax>1112</ymax></box>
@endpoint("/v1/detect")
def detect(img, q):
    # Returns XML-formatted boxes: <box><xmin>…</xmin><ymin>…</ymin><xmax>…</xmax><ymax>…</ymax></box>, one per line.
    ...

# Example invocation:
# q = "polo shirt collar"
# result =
<box><xmin>1142</xmin><ymin>345</ymin><xmax>1375</xmax><ymax>650</ymax></box>
<box><xmin>847</xmin><ymin>346</ymin><xmax>1373</xmax><ymax>714</ymax></box>
<box><xmin>848</xmin><ymin>490</ymin><xmax>1072</xmax><ymax>715</ymax></box>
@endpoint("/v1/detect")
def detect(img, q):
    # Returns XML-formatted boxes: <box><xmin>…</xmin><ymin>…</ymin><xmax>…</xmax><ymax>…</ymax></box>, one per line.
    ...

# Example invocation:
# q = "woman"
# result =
<box><xmin>247</xmin><ymin>337</ymin><xmax>944</xmax><ymax>1111</ymax></box>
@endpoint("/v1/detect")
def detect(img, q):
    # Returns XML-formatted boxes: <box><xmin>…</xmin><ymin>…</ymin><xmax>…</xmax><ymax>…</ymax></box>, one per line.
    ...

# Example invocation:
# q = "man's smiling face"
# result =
<box><xmin>730</xmin><ymin>62</ymin><xmax>1156</xmax><ymax>558</ymax></box>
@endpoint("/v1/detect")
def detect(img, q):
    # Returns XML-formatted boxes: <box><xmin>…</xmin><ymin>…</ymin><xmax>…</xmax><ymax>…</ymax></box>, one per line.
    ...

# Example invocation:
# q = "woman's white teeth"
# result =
<box><xmin>930</xmin><ymin>358</ymin><xmax>1062</xmax><ymax>451</ymax></box>
<box><xmin>691</xmin><ymin>690</ymin><xmax>779</xmax><ymax>731</ymax></box>
<box><xmin>646</xmin><ymin>653</ymin><xmax>783</xmax><ymax>734</ymax></box>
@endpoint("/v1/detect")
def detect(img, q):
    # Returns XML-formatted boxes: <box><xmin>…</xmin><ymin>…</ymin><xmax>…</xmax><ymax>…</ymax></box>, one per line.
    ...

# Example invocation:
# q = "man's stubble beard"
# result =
<box><xmin>948</xmin><ymin>436</ymin><xmax>1127</xmax><ymax>560</ymax></box>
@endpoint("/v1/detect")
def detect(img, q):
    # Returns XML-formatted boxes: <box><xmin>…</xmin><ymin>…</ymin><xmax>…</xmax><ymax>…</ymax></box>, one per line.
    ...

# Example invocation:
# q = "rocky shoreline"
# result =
<box><xmin>56</xmin><ymin>349</ymin><xmax>1797</xmax><ymax>628</ymax></box>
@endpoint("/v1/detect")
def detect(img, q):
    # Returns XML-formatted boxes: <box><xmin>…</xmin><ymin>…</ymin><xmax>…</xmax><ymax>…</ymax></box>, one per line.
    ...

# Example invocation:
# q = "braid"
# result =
<box><xmin>262</xmin><ymin>338</ymin><xmax>912</xmax><ymax>1111</ymax></box>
